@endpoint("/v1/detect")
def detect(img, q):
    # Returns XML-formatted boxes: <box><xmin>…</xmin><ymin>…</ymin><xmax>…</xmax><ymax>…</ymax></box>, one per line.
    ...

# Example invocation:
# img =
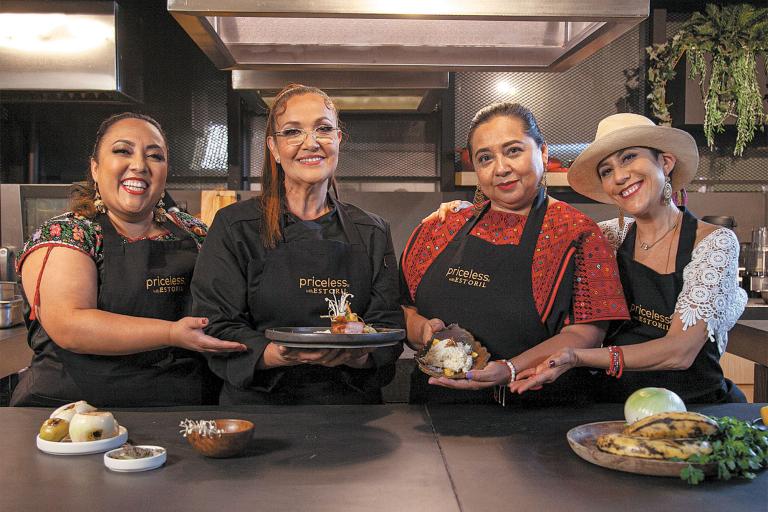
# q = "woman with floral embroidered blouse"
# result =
<box><xmin>509</xmin><ymin>113</ymin><xmax>748</xmax><ymax>403</ymax></box>
<box><xmin>10</xmin><ymin>113</ymin><xmax>245</xmax><ymax>408</ymax></box>
<box><xmin>400</xmin><ymin>102</ymin><xmax>629</xmax><ymax>404</ymax></box>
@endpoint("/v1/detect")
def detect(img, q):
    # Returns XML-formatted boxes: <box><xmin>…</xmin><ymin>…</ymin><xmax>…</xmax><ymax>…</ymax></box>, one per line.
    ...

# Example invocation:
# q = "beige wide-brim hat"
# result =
<box><xmin>568</xmin><ymin>113</ymin><xmax>699</xmax><ymax>203</ymax></box>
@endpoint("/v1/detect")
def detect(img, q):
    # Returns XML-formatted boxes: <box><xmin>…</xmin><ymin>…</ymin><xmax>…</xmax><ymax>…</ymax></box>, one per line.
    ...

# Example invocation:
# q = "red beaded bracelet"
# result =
<box><xmin>605</xmin><ymin>346</ymin><xmax>624</xmax><ymax>378</ymax></box>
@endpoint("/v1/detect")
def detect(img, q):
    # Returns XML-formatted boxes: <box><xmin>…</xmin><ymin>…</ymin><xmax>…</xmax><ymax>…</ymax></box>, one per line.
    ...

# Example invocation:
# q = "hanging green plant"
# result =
<box><xmin>646</xmin><ymin>4</ymin><xmax>768</xmax><ymax>155</ymax></box>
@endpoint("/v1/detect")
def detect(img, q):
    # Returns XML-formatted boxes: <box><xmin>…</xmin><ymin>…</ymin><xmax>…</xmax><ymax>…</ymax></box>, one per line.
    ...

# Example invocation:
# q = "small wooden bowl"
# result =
<box><xmin>186</xmin><ymin>419</ymin><xmax>254</xmax><ymax>458</ymax></box>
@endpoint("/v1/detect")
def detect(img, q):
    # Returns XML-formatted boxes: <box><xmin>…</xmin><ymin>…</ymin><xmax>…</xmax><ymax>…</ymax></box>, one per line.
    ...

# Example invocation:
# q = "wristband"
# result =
<box><xmin>503</xmin><ymin>359</ymin><xmax>517</xmax><ymax>384</ymax></box>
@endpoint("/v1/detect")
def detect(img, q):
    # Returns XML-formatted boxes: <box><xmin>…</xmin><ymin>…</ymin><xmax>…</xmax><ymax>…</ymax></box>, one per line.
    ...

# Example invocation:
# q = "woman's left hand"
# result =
<box><xmin>428</xmin><ymin>360</ymin><xmax>510</xmax><ymax>390</ymax></box>
<box><xmin>508</xmin><ymin>347</ymin><xmax>578</xmax><ymax>394</ymax></box>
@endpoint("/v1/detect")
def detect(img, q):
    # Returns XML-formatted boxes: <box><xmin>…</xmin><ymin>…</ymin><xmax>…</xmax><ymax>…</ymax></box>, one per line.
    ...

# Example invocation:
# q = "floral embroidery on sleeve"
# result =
<box><xmin>17</xmin><ymin>213</ymin><xmax>102</xmax><ymax>271</ymax></box>
<box><xmin>675</xmin><ymin>228</ymin><xmax>748</xmax><ymax>354</ymax></box>
<box><xmin>168</xmin><ymin>211</ymin><xmax>208</xmax><ymax>249</ymax></box>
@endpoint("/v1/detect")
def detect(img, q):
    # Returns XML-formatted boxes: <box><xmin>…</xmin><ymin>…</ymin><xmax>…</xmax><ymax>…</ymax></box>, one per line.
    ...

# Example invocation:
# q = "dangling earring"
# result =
<box><xmin>618</xmin><ymin>208</ymin><xmax>625</xmax><ymax>231</ymax></box>
<box><xmin>93</xmin><ymin>183</ymin><xmax>107</xmax><ymax>214</ymax></box>
<box><xmin>540</xmin><ymin>172</ymin><xmax>548</xmax><ymax>197</ymax></box>
<box><xmin>154</xmin><ymin>192</ymin><xmax>167</xmax><ymax>223</ymax></box>
<box><xmin>472</xmin><ymin>185</ymin><xmax>487</xmax><ymax>210</ymax></box>
<box><xmin>662</xmin><ymin>176</ymin><xmax>673</xmax><ymax>205</ymax></box>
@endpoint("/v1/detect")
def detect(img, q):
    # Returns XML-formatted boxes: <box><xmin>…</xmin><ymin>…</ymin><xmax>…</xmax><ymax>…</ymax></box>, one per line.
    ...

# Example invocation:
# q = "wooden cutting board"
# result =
<box><xmin>200</xmin><ymin>190</ymin><xmax>237</xmax><ymax>227</ymax></box>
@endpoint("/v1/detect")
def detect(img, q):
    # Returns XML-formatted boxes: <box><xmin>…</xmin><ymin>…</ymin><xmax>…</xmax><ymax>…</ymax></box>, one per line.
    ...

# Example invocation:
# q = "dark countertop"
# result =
<box><xmin>2</xmin><ymin>403</ymin><xmax>765</xmax><ymax>512</ymax></box>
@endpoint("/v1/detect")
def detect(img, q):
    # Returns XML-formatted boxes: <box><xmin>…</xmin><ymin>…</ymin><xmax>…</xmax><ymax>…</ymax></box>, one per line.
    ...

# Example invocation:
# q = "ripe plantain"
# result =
<box><xmin>596</xmin><ymin>433</ymin><xmax>712</xmax><ymax>460</ymax></box>
<box><xmin>623</xmin><ymin>411</ymin><xmax>719</xmax><ymax>439</ymax></box>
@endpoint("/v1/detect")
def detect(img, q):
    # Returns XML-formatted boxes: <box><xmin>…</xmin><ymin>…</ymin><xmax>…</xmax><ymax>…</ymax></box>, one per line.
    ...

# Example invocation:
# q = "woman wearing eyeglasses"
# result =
<box><xmin>191</xmin><ymin>84</ymin><xmax>404</xmax><ymax>405</ymax></box>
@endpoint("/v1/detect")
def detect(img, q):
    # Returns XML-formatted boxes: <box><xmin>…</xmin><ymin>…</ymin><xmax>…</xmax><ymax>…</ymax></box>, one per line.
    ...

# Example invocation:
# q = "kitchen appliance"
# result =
<box><xmin>744</xmin><ymin>227</ymin><xmax>768</xmax><ymax>296</ymax></box>
<box><xmin>0</xmin><ymin>1</ymin><xmax>142</xmax><ymax>103</ymax></box>
<box><xmin>0</xmin><ymin>247</ymin><xmax>16</xmax><ymax>284</ymax></box>
<box><xmin>0</xmin><ymin>282</ymin><xmax>17</xmax><ymax>301</ymax></box>
<box><xmin>0</xmin><ymin>296</ymin><xmax>23</xmax><ymax>328</ymax></box>
<box><xmin>169</xmin><ymin>0</ymin><xmax>649</xmax><ymax>111</ymax></box>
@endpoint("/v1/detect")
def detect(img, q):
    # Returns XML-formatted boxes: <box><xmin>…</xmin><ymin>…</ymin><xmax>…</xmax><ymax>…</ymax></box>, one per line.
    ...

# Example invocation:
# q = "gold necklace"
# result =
<box><xmin>639</xmin><ymin>211</ymin><xmax>681</xmax><ymax>251</ymax></box>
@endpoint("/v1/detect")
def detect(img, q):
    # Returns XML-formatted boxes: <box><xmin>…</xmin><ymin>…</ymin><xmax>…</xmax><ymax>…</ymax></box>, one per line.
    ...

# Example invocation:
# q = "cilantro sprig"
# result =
<box><xmin>680</xmin><ymin>416</ymin><xmax>768</xmax><ymax>485</ymax></box>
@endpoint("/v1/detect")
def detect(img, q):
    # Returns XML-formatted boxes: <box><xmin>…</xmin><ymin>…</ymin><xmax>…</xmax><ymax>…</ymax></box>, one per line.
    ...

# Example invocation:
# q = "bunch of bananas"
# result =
<box><xmin>597</xmin><ymin>411</ymin><xmax>719</xmax><ymax>460</ymax></box>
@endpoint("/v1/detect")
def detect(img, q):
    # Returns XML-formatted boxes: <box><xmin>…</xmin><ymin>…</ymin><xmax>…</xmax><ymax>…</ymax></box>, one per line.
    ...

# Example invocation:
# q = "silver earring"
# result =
<box><xmin>93</xmin><ymin>183</ymin><xmax>107</xmax><ymax>214</ymax></box>
<box><xmin>662</xmin><ymin>176</ymin><xmax>673</xmax><ymax>205</ymax></box>
<box><xmin>154</xmin><ymin>192</ymin><xmax>167</xmax><ymax>223</ymax></box>
<box><xmin>540</xmin><ymin>172</ymin><xmax>548</xmax><ymax>196</ymax></box>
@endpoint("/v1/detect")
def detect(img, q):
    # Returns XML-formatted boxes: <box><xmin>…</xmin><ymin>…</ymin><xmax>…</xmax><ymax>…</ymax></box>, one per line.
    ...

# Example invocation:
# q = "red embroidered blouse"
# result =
<box><xmin>400</xmin><ymin>200</ymin><xmax>629</xmax><ymax>326</ymax></box>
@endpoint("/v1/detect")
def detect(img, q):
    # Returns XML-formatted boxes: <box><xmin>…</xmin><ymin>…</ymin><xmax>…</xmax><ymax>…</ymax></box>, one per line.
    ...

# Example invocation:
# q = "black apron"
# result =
<box><xmin>11</xmin><ymin>213</ymin><xmax>212</xmax><ymax>407</ymax></box>
<box><xmin>220</xmin><ymin>196</ymin><xmax>382</xmax><ymax>405</ymax></box>
<box><xmin>597</xmin><ymin>208</ymin><xmax>743</xmax><ymax>403</ymax></box>
<box><xmin>410</xmin><ymin>190</ymin><xmax>589</xmax><ymax>404</ymax></box>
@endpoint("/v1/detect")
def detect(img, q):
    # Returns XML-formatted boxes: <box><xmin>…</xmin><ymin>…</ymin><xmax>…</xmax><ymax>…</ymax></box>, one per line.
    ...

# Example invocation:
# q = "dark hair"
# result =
<box><xmin>260</xmin><ymin>83</ymin><xmax>341</xmax><ymax>248</ymax></box>
<box><xmin>71</xmin><ymin>112</ymin><xmax>168</xmax><ymax>218</ymax></box>
<box><xmin>466</xmin><ymin>102</ymin><xmax>545</xmax><ymax>158</ymax></box>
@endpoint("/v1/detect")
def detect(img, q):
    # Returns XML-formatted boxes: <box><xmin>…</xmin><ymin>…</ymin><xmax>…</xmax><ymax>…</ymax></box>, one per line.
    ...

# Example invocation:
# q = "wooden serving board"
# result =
<box><xmin>567</xmin><ymin>421</ymin><xmax>716</xmax><ymax>478</ymax></box>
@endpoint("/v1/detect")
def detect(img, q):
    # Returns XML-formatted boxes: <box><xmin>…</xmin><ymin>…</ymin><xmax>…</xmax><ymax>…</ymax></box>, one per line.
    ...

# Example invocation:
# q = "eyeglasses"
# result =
<box><xmin>273</xmin><ymin>125</ymin><xmax>340</xmax><ymax>146</ymax></box>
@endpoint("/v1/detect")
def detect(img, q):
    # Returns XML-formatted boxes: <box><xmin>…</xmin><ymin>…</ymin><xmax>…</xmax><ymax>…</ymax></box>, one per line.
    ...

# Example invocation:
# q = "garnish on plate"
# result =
<box><xmin>678</xmin><ymin>415</ymin><xmax>768</xmax><ymax>484</ymax></box>
<box><xmin>179</xmin><ymin>419</ymin><xmax>222</xmax><ymax>438</ymax></box>
<box><xmin>323</xmin><ymin>292</ymin><xmax>376</xmax><ymax>334</ymax></box>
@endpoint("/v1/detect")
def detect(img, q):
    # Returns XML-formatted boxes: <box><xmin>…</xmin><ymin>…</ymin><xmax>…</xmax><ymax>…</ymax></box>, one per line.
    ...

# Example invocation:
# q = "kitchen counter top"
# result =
<box><xmin>1</xmin><ymin>403</ymin><xmax>765</xmax><ymax>512</ymax></box>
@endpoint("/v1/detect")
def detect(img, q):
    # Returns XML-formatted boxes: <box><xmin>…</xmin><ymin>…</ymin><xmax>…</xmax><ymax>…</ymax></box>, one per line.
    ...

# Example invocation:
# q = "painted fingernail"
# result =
<box><xmin>548</xmin><ymin>360</ymin><xmax>556</xmax><ymax>368</ymax></box>
<box><xmin>466</xmin><ymin>371</ymin><xmax>473</xmax><ymax>380</ymax></box>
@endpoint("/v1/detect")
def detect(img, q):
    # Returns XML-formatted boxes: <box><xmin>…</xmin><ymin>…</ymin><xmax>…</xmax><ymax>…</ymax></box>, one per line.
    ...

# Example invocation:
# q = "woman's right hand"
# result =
<box><xmin>421</xmin><ymin>200</ymin><xmax>472</xmax><ymax>224</ymax></box>
<box><xmin>168</xmin><ymin>317</ymin><xmax>248</xmax><ymax>353</ymax></box>
<box><xmin>508</xmin><ymin>347</ymin><xmax>578</xmax><ymax>394</ymax></box>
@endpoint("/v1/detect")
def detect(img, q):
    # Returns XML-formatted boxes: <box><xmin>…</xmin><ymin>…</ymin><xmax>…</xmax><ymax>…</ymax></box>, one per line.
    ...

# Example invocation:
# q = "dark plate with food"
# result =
<box><xmin>415</xmin><ymin>324</ymin><xmax>490</xmax><ymax>379</ymax></box>
<box><xmin>266</xmin><ymin>327</ymin><xmax>405</xmax><ymax>349</ymax></box>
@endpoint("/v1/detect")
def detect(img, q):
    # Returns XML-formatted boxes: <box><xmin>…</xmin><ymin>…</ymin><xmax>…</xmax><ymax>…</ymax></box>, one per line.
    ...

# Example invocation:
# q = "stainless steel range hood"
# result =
<box><xmin>0</xmin><ymin>1</ymin><xmax>142</xmax><ymax>103</ymax></box>
<box><xmin>232</xmin><ymin>70</ymin><xmax>449</xmax><ymax>112</ymax></box>
<box><xmin>168</xmin><ymin>0</ymin><xmax>649</xmax><ymax>72</ymax></box>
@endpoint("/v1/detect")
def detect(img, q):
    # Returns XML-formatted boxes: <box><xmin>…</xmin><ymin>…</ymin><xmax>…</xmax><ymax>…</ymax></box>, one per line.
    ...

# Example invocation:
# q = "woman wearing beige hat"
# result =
<box><xmin>509</xmin><ymin>113</ymin><xmax>748</xmax><ymax>403</ymax></box>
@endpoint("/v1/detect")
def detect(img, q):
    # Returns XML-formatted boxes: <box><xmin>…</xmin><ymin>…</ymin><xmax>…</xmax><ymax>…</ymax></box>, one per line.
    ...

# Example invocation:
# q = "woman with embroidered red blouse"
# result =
<box><xmin>400</xmin><ymin>102</ymin><xmax>629</xmax><ymax>404</ymax></box>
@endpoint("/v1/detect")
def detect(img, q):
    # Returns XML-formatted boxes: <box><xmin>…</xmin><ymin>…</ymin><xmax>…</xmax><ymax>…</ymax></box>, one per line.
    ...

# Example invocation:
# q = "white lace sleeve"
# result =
<box><xmin>598</xmin><ymin>218</ymin><xmax>634</xmax><ymax>251</ymax></box>
<box><xmin>675</xmin><ymin>228</ymin><xmax>748</xmax><ymax>354</ymax></box>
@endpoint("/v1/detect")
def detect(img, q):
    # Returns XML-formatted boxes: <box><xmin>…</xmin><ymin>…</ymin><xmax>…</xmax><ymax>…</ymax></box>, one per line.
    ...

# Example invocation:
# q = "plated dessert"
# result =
<box><xmin>415</xmin><ymin>324</ymin><xmax>490</xmax><ymax>379</ymax></box>
<box><xmin>324</xmin><ymin>292</ymin><xmax>377</xmax><ymax>334</ymax></box>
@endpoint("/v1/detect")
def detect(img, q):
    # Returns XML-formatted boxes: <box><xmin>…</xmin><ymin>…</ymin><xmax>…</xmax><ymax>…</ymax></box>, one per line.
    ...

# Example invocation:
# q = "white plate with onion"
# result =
<box><xmin>37</xmin><ymin>426</ymin><xmax>128</xmax><ymax>455</ymax></box>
